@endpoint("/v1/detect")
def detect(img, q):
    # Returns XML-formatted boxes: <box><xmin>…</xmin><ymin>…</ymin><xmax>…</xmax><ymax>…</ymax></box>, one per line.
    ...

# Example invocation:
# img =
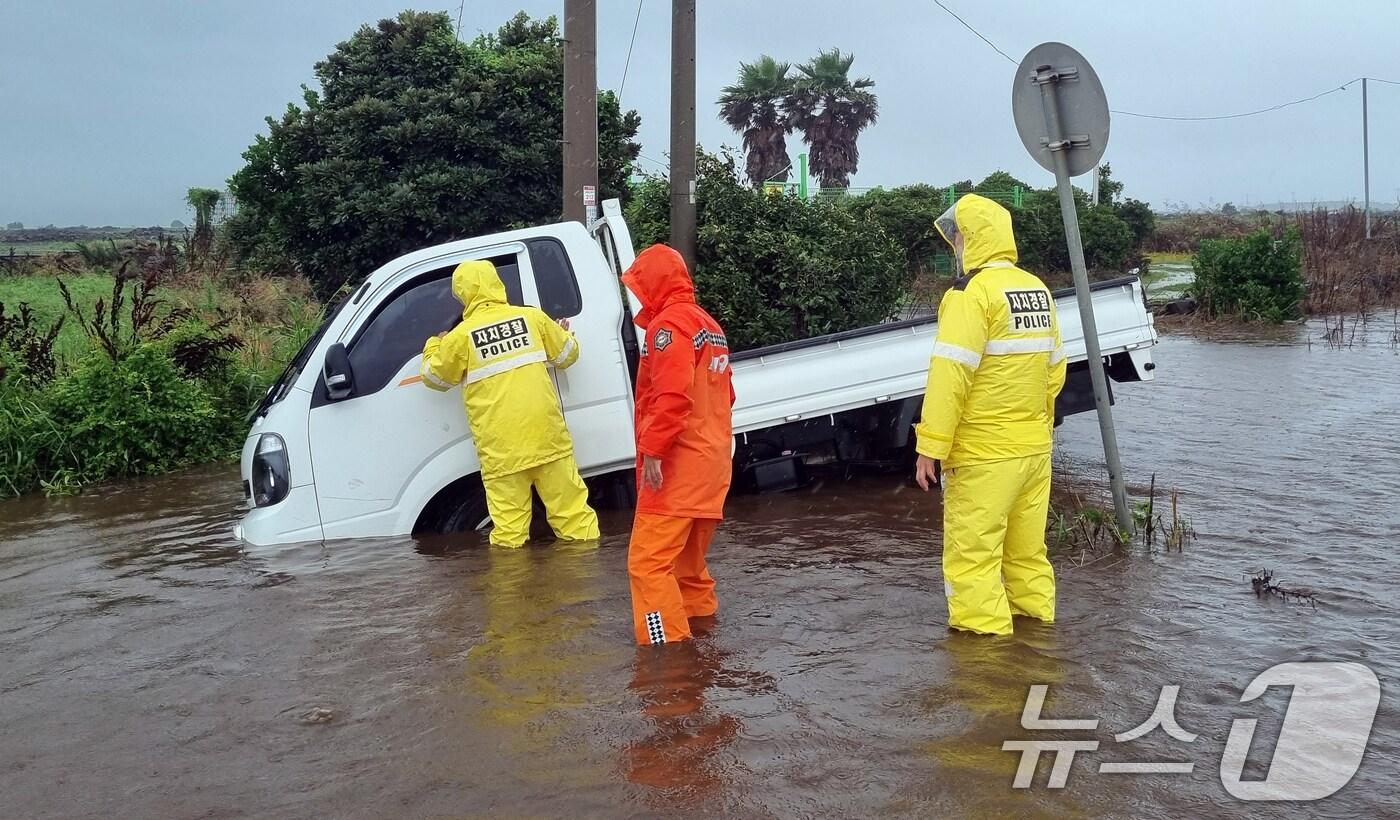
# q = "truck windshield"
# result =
<box><xmin>248</xmin><ymin>294</ymin><xmax>351</xmax><ymax>422</ymax></box>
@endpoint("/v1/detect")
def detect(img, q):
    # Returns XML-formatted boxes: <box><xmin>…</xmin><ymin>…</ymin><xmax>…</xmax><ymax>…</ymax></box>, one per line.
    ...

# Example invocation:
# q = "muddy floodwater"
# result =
<box><xmin>3</xmin><ymin>318</ymin><xmax>1398</xmax><ymax>818</ymax></box>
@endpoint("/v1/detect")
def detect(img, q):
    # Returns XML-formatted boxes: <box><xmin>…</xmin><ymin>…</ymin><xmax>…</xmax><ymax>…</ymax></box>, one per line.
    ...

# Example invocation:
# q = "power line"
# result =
<box><xmin>1113</xmin><ymin>80</ymin><xmax>1359</xmax><ymax>121</ymax></box>
<box><xmin>618</xmin><ymin>0</ymin><xmax>645</xmax><ymax>105</ymax></box>
<box><xmin>455</xmin><ymin>1</ymin><xmax>465</xmax><ymax>39</ymax></box>
<box><xmin>932</xmin><ymin>0</ymin><xmax>1016</xmax><ymax>65</ymax></box>
<box><xmin>929</xmin><ymin>0</ymin><xmax>1392</xmax><ymax>122</ymax></box>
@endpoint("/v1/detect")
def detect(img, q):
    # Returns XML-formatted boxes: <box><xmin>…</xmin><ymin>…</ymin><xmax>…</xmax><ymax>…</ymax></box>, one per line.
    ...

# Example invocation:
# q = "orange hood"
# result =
<box><xmin>621</xmin><ymin>244</ymin><xmax>696</xmax><ymax>327</ymax></box>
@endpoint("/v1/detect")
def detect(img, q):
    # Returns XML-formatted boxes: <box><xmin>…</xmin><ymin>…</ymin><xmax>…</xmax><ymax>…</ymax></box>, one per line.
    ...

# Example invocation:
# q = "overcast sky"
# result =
<box><xmin>4</xmin><ymin>1</ymin><xmax>1399</xmax><ymax>226</ymax></box>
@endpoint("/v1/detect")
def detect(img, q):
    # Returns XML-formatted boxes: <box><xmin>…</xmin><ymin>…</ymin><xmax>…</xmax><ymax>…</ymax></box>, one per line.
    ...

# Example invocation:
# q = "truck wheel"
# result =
<box><xmin>435</xmin><ymin>481</ymin><xmax>491</xmax><ymax>533</ymax></box>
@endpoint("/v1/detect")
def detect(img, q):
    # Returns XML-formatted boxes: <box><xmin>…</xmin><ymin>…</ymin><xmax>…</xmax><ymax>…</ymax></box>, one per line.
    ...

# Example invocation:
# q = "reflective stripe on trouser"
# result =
<box><xmin>628</xmin><ymin>513</ymin><xmax>719</xmax><ymax>645</ymax></box>
<box><xmin>941</xmin><ymin>453</ymin><xmax>1056</xmax><ymax>635</ymax></box>
<box><xmin>483</xmin><ymin>455</ymin><xmax>600</xmax><ymax>547</ymax></box>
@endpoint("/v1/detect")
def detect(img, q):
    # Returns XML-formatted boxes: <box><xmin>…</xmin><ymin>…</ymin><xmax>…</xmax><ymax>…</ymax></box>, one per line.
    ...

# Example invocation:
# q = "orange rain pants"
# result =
<box><xmin>628</xmin><ymin>514</ymin><xmax>720</xmax><ymax>645</ymax></box>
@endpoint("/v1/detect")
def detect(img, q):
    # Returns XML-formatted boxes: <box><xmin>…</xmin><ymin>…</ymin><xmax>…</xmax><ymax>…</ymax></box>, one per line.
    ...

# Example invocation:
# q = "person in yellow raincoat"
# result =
<box><xmin>914</xmin><ymin>194</ymin><xmax>1067</xmax><ymax>636</ymax></box>
<box><xmin>420</xmin><ymin>260</ymin><xmax>600</xmax><ymax>547</ymax></box>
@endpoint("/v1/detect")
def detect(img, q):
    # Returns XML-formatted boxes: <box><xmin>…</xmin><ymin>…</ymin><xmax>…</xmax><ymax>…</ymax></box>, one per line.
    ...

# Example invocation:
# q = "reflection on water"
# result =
<box><xmin>624</xmin><ymin>642</ymin><xmax>743</xmax><ymax>799</ymax></box>
<box><xmin>2</xmin><ymin>317</ymin><xmax>1398</xmax><ymax>818</ymax></box>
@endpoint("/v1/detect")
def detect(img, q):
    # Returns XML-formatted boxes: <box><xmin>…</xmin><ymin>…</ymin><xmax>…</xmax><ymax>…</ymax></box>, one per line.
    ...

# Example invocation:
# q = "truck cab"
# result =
<box><xmin>238</xmin><ymin>205</ymin><xmax>641</xmax><ymax>544</ymax></box>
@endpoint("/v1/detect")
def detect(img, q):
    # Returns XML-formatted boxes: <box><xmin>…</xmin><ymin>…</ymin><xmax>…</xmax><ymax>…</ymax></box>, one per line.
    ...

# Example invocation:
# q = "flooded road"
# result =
<box><xmin>3</xmin><ymin>318</ymin><xmax>1398</xmax><ymax>818</ymax></box>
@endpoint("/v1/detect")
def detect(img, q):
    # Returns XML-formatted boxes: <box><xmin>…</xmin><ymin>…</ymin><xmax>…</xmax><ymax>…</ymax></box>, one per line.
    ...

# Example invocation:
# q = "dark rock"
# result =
<box><xmin>1158</xmin><ymin>297</ymin><xmax>1198</xmax><ymax>316</ymax></box>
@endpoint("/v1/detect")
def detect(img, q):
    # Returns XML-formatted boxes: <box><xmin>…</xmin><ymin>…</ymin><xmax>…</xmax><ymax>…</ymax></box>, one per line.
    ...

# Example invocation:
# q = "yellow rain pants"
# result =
<box><xmin>483</xmin><ymin>454</ymin><xmax>600</xmax><ymax>547</ymax></box>
<box><xmin>941</xmin><ymin>454</ymin><xmax>1055</xmax><ymax>635</ymax></box>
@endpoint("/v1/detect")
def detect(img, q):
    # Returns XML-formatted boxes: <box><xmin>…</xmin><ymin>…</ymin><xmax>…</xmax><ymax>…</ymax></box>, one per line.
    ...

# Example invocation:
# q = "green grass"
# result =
<box><xmin>2</xmin><ymin>270</ymin><xmax>326</xmax><ymax>379</ymax></box>
<box><xmin>1147</xmin><ymin>251</ymin><xmax>1193</xmax><ymax>265</ymax></box>
<box><xmin>0</xmin><ymin>273</ymin><xmax>119</xmax><ymax>362</ymax></box>
<box><xmin>4</xmin><ymin>240</ymin><xmax>82</xmax><ymax>254</ymax></box>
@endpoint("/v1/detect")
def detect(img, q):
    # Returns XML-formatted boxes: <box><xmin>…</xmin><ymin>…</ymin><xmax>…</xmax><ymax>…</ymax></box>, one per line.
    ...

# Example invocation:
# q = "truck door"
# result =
<box><xmin>521</xmin><ymin>236</ymin><xmax>636</xmax><ymax>475</ymax></box>
<box><xmin>306</xmin><ymin>247</ymin><xmax>538</xmax><ymax>537</ymax></box>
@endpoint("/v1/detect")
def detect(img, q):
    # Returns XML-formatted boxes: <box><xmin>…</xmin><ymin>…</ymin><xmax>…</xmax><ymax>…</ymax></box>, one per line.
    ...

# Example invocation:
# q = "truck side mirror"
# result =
<box><xmin>322</xmin><ymin>342</ymin><xmax>355</xmax><ymax>401</ymax></box>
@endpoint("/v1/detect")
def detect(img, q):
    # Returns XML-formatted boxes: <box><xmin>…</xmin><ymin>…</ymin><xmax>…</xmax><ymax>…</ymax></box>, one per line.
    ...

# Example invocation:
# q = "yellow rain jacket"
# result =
<box><xmin>915</xmin><ymin>195</ymin><xmax>1067</xmax><ymax>468</ymax></box>
<box><xmin>420</xmin><ymin>260</ymin><xmax>581</xmax><ymax>480</ymax></box>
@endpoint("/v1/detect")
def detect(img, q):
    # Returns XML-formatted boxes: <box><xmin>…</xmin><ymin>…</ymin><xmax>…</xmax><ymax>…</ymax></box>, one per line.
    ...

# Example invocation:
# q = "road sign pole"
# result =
<box><xmin>1033</xmin><ymin>64</ymin><xmax>1132</xmax><ymax>534</ymax></box>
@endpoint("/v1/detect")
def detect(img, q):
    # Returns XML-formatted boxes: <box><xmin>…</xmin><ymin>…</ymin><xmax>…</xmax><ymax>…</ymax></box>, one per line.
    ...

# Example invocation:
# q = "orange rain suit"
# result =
<box><xmin>621</xmin><ymin>245</ymin><xmax>736</xmax><ymax>646</ymax></box>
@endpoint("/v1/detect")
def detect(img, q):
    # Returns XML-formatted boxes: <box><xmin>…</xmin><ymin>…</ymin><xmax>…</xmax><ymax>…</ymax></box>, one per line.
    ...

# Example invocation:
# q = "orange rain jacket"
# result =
<box><xmin>621</xmin><ymin>245</ymin><xmax>735</xmax><ymax>519</ymax></box>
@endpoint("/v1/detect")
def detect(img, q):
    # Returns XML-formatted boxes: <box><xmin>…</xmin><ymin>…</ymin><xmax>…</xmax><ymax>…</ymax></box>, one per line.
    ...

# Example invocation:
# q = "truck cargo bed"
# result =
<box><xmin>729</xmin><ymin>276</ymin><xmax>1156</xmax><ymax>436</ymax></box>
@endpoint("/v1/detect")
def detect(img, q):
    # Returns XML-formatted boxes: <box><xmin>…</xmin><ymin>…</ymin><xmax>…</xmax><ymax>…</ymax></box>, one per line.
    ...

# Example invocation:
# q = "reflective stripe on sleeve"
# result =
<box><xmin>932</xmin><ymin>341</ymin><xmax>983</xmax><ymax>369</ymax></box>
<box><xmin>464</xmin><ymin>350</ymin><xmax>548</xmax><ymax>385</ymax></box>
<box><xmin>1049</xmin><ymin>345</ymin><xmax>1067</xmax><ymax>365</ymax></box>
<box><xmin>552</xmin><ymin>336</ymin><xmax>576</xmax><ymax>366</ymax></box>
<box><xmin>420</xmin><ymin>362</ymin><xmax>455</xmax><ymax>390</ymax></box>
<box><xmin>985</xmin><ymin>337</ymin><xmax>1057</xmax><ymax>355</ymax></box>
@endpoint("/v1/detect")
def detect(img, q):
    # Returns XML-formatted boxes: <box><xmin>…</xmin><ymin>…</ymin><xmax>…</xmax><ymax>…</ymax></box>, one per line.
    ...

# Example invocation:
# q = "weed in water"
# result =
<box><xmin>1245</xmin><ymin>568</ymin><xmax>1317</xmax><ymax>608</ymax></box>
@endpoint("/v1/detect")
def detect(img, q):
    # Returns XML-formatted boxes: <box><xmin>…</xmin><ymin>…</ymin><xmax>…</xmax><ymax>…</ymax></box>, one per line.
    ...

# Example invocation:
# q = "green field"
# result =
<box><xmin>0</xmin><ymin>273</ymin><xmax>124</xmax><ymax>361</ymax></box>
<box><xmin>3</xmin><ymin>240</ymin><xmax>83</xmax><ymax>254</ymax></box>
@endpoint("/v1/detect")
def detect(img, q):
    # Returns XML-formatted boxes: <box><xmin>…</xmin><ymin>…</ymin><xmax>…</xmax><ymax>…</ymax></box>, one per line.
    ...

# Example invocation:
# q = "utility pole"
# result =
<box><xmin>669</xmin><ymin>0</ymin><xmax>697</xmax><ymax>270</ymax></box>
<box><xmin>562</xmin><ymin>0</ymin><xmax>598</xmax><ymax>225</ymax></box>
<box><xmin>1363</xmin><ymin>77</ymin><xmax>1371</xmax><ymax>240</ymax></box>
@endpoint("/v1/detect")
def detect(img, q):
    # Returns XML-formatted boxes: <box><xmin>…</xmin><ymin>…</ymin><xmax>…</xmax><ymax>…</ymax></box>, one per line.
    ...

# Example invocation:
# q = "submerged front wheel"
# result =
<box><xmin>415</xmin><ymin>474</ymin><xmax>491</xmax><ymax>534</ymax></box>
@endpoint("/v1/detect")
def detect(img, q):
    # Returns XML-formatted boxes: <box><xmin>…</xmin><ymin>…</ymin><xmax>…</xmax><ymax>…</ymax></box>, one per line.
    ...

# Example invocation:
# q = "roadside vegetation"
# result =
<box><xmin>0</xmin><ymin>240</ymin><xmax>319</xmax><ymax>498</ymax></box>
<box><xmin>627</xmin><ymin>151</ymin><xmax>907</xmax><ymax>350</ymax></box>
<box><xmin>1149</xmin><ymin>205</ymin><xmax>1399</xmax><ymax>323</ymax></box>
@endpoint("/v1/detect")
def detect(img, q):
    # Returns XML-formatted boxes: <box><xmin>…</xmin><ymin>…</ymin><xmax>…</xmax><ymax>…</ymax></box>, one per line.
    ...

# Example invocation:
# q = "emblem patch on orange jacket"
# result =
<box><xmin>653</xmin><ymin>327</ymin><xmax>673</xmax><ymax>351</ymax></box>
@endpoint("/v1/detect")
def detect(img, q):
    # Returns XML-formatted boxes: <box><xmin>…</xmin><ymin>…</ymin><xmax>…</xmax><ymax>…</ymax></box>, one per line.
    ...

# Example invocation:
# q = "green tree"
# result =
<box><xmin>975</xmin><ymin>171</ymin><xmax>1031</xmax><ymax>195</ymax></box>
<box><xmin>718</xmin><ymin>56</ymin><xmax>795</xmax><ymax>188</ymax></box>
<box><xmin>785</xmin><ymin>49</ymin><xmax>878</xmax><ymax>190</ymax></box>
<box><xmin>227</xmin><ymin>10</ymin><xmax>640</xmax><ymax>295</ymax></box>
<box><xmin>1114</xmin><ymin>198</ymin><xmax>1156</xmax><ymax>250</ymax></box>
<box><xmin>1080</xmin><ymin>205</ymin><xmax>1134</xmax><ymax>270</ymax></box>
<box><xmin>1096</xmin><ymin>163</ymin><xmax>1123</xmax><ymax>207</ymax></box>
<box><xmin>842</xmin><ymin>184</ymin><xmax>945</xmax><ymax>274</ymax></box>
<box><xmin>1006</xmin><ymin>189</ymin><xmax>1069</xmax><ymax>274</ymax></box>
<box><xmin>626</xmin><ymin>151</ymin><xmax>905</xmax><ymax>349</ymax></box>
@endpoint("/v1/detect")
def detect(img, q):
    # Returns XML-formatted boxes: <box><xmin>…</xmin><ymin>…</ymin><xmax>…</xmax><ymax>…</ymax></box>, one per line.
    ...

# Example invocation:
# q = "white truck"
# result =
<box><xmin>236</xmin><ymin>200</ymin><xmax>1158</xmax><ymax>546</ymax></box>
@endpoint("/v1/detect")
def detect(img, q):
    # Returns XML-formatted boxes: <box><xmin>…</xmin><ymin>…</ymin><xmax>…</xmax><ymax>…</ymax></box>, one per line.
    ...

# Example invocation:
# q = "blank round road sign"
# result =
<box><xmin>1011</xmin><ymin>42</ymin><xmax>1109</xmax><ymax>177</ymax></box>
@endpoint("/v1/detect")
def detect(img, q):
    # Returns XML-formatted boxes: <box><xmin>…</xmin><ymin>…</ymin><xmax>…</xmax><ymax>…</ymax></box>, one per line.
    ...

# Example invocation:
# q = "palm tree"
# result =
<box><xmin>717</xmin><ymin>56</ymin><xmax>794</xmax><ymax>188</ymax></box>
<box><xmin>786</xmin><ymin>49</ymin><xmax>878</xmax><ymax>190</ymax></box>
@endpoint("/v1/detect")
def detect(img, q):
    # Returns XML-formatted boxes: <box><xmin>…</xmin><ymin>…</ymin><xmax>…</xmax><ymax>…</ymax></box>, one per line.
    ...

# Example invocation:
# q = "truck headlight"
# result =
<box><xmin>251</xmin><ymin>433</ymin><xmax>290</xmax><ymax>507</ymax></box>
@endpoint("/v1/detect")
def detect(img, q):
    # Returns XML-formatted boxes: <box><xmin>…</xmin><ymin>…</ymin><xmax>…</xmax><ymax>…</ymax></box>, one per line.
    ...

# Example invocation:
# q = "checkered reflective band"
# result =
<box><xmin>645</xmin><ymin>611</ymin><xmax>666</xmax><ymax>645</ymax></box>
<box><xmin>692</xmin><ymin>329</ymin><xmax>728</xmax><ymax>350</ymax></box>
